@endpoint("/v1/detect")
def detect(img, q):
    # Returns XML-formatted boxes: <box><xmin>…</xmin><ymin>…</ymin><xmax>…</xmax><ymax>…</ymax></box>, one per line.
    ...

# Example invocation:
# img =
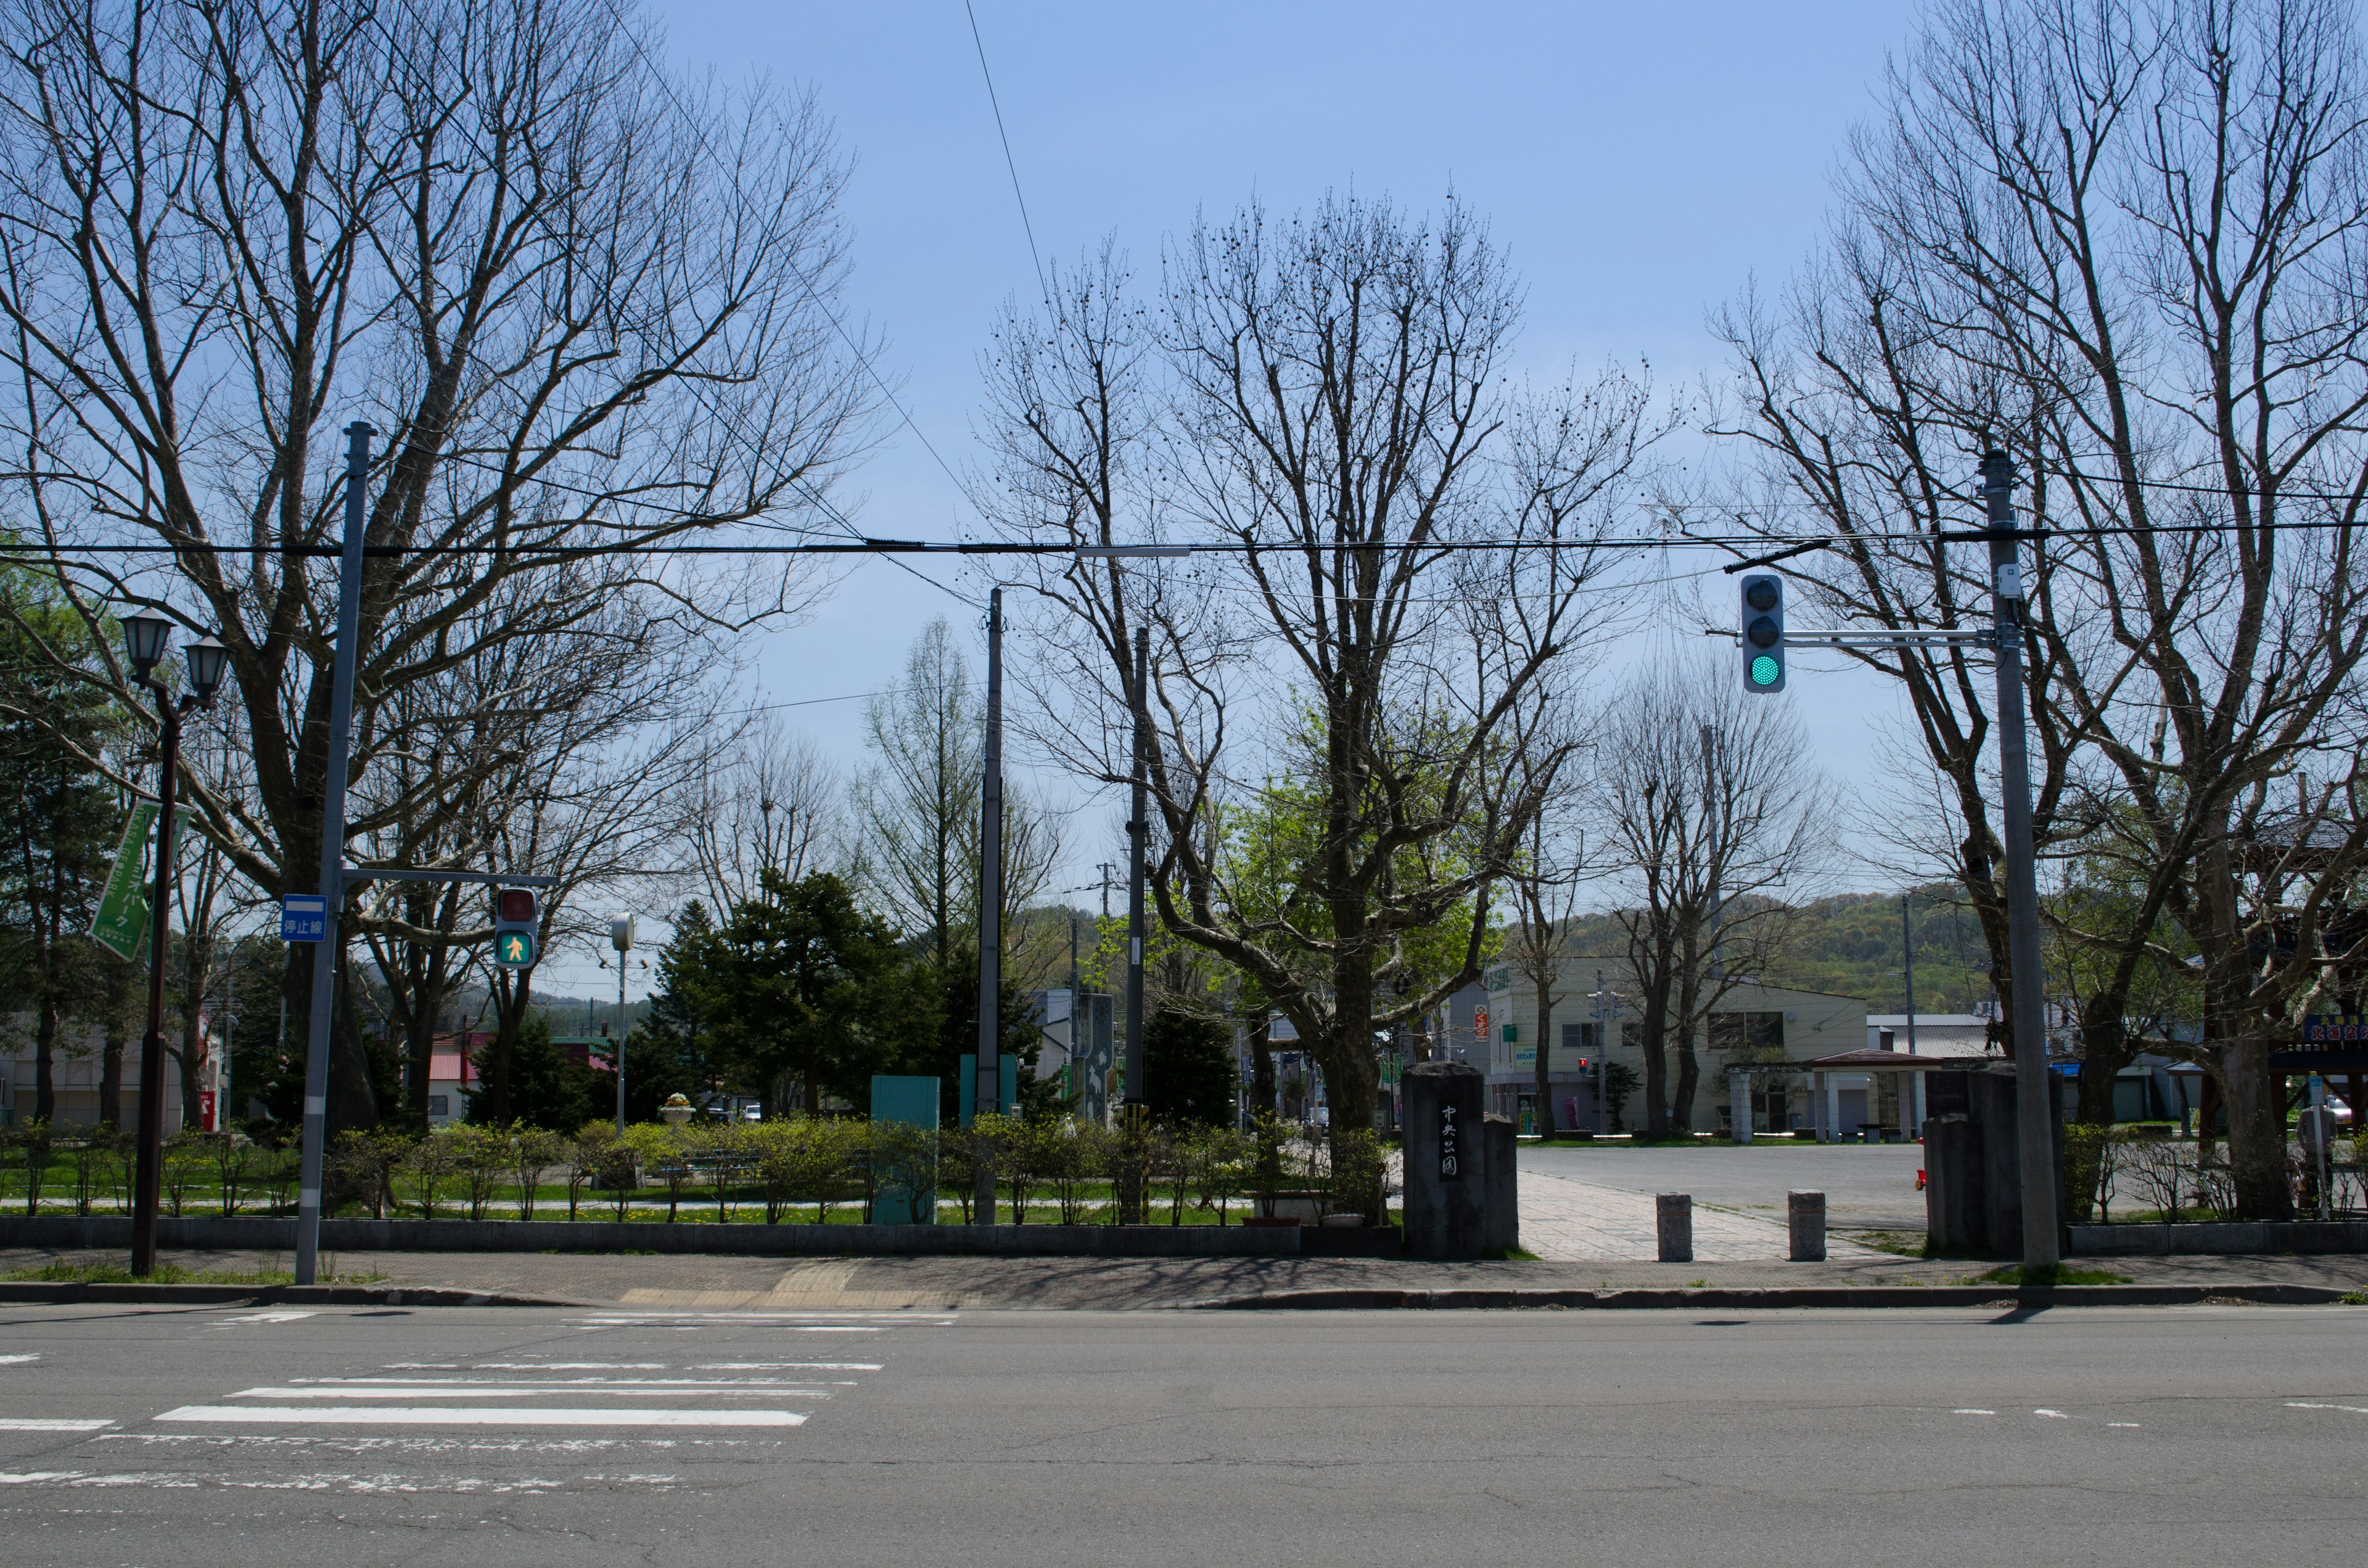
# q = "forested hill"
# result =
<box><xmin>1551</xmin><ymin>884</ymin><xmax>1995</xmax><ymax>1015</ymax></box>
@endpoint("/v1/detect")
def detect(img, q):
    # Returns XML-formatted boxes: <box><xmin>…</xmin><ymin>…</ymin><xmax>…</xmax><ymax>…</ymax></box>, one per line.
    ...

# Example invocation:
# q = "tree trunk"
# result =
<box><xmin>2074</xmin><ymin>1000</ymin><xmax>2132</xmax><ymax>1127</ymax></box>
<box><xmin>1533</xmin><ymin>978</ymin><xmax>1556</xmax><ymax>1136</ymax></box>
<box><xmin>1672</xmin><ymin>932</ymin><xmax>1703</xmax><ymax>1135</ymax></box>
<box><xmin>2216</xmin><ymin>1042</ymin><xmax>2292</xmax><ymax>1221</ymax></box>
<box><xmin>1248</xmin><ymin>1015</ymin><xmax>1275</xmax><ymax>1123</ymax></box>
<box><xmin>99</xmin><ymin>1020</ymin><xmax>125</xmax><ymax>1128</ymax></box>
<box><xmin>33</xmin><ymin>993</ymin><xmax>57</xmax><ymax>1124</ymax></box>
<box><xmin>326</xmin><ymin>942</ymin><xmax>380</xmax><ymax>1134</ymax></box>
<box><xmin>1638</xmin><ymin>937</ymin><xmax>1676</xmax><ymax>1140</ymax></box>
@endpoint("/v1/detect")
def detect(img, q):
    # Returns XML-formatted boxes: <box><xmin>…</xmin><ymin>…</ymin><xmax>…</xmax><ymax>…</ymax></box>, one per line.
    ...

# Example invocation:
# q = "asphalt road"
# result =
<box><xmin>5</xmin><ymin>1299</ymin><xmax>2364</xmax><ymax>1564</ymax></box>
<box><xmin>1522</xmin><ymin>1140</ymin><xmax>1930</xmax><ymax>1229</ymax></box>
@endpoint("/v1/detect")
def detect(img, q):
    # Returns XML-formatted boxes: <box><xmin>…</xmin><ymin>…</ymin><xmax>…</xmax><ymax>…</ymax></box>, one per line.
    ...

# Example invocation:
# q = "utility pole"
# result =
<box><xmin>1981</xmin><ymin>448</ymin><xmax>2059</xmax><ymax>1270</ymax></box>
<box><xmin>611</xmin><ymin>915</ymin><xmax>635</xmax><ymax>1133</ymax></box>
<box><xmin>294</xmin><ymin>422</ymin><xmax>371</xmax><ymax>1287</ymax></box>
<box><xmin>1901</xmin><ymin>891</ymin><xmax>1918</xmax><ymax>1054</ymax></box>
<box><xmin>975</xmin><ymin>588</ymin><xmax>1003</xmax><ymax>1224</ymax></box>
<box><xmin>1124</xmin><ymin>628</ymin><xmax>1148</xmax><ymax>1122</ymax></box>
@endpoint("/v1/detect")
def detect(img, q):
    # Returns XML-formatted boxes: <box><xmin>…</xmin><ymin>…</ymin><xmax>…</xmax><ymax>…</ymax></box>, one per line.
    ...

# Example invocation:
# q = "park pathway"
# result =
<box><xmin>1517</xmin><ymin>1168</ymin><xmax>1885</xmax><ymax>1262</ymax></box>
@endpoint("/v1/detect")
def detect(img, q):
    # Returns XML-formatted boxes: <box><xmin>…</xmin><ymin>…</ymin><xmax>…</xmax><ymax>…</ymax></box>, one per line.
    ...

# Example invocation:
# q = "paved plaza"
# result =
<box><xmin>1513</xmin><ymin>1140</ymin><xmax>1923</xmax><ymax>1260</ymax></box>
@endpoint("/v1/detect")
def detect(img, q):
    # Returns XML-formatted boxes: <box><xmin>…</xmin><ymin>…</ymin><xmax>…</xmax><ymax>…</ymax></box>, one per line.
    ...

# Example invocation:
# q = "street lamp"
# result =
<box><xmin>121</xmin><ymin>611</ymin><xmax>230</xmax><ymax>1278</ymax></box>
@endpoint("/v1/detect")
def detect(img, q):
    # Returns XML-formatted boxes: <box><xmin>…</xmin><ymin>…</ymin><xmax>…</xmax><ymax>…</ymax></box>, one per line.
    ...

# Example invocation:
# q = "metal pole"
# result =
<box><xmin>1982</xmin><ymin>448</ymin><xmax>2060</xmax><ymax>1271</ymax></box>
<box><xmin>1902</xmin><ymin>891</ymin><xmax>1918</xmax><ymax>1055</ymax></box>
<box><xmin>975</xmin><ymin>588</ymin><xmax>1003</xmax><ymax>1224</ymax></box>
<box><xmin>294</xmin><ymin>421</ymin><xmax>371</xmax><ymax>1286</ymax></box>
<box><xmin>129</xmin><ymin>700</ymin><xmax>180</xmax><ymax>1277</ymax></box>
<box><xmin>1124</xmin><ymin>628</ymin><xmax>1148</xmax><ymax>1114</ymax></box>
<box><xmin>616</xmin><ymin>957</ymin><xmax>628</xmax><ymax>1134</ymax></box>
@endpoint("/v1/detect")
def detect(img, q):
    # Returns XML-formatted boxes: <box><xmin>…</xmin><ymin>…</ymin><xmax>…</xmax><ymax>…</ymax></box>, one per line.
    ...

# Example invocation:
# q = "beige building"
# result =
<box><xmin>1</xmin><ymin>1016</ymin><xmax>206</xmax><ymax>1134</ymax></box>
<box><xmin>1481</xmin><ymin>956</ymin><xmax>1863</xmax><ymax>1135</ymax></box>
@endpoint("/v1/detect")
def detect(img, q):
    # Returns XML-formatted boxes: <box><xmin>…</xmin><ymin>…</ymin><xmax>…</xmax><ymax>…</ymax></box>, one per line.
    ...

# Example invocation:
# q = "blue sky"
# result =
<box><xmin>548</xmin><ymin>1</ymin><xmax>1934</xmax><ymax>998</ymax></box>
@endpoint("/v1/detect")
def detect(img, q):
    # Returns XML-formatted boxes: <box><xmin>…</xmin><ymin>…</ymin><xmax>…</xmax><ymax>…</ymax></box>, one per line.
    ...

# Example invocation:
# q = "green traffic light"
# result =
<box><xmin>498</xmin><ymin>931</ymin><xmax>535</xmax><ymax>967</ymax></box>
<box><xmin>1750</xmin><ymin>654</ymin><xmax>1781</xmax><ymax>687</ymax></box>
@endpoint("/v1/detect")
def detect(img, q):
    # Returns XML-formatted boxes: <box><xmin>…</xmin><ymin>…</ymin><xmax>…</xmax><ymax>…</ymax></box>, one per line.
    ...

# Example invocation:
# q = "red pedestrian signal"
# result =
<box><xmin>497</xmin><ymin>888</ymin><xmax>536</xmax><ymax>924</ymax></box>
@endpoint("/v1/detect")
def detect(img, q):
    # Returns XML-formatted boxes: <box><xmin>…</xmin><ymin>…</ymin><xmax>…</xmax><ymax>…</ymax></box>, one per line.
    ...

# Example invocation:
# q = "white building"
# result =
<box><xmin>1</xmin><ymin>1014</ymin><xmax>210</xmax><ymax>1133</ymax></box>
<box><xmin>1481</xmin><ymin>958</ymin><xmax>1864</xmax><ymax>1135</ymax></box>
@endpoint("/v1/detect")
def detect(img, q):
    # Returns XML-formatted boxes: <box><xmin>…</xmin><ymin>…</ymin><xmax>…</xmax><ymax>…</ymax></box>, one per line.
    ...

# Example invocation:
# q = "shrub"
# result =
<box><xmin>400</xmin><ymin>1131</ymin><xmax>457</xmax><ymax>1219</ymax></box>
<box><xmin>508</xmin><ymin>1126</ymin><xmax>565</xmax><ymax>1220</ymax></box>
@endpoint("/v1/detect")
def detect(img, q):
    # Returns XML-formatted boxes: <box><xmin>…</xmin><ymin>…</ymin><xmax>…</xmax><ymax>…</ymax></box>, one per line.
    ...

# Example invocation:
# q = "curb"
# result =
<box><xmin>1188</xmin><ymin>1284</ymin><xmax>2362</xmax><ymax>1310</ymax></box>
<box><xmin>0</xmin><ymin>1283</ymin><xmax>574</xmax><ymax>1308</ymax></box>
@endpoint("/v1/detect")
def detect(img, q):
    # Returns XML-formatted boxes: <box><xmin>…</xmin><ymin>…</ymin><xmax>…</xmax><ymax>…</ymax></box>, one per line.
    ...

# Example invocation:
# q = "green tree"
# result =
<box><xmin>1143</xmin><ymin>1007</ymin><xmax>1238</xmax><ymax>1128</ymax></box>
<box><xmin>707</xmin><ymin>871</ymin><xmax>901</xmax><ymax>1114</ymax></box>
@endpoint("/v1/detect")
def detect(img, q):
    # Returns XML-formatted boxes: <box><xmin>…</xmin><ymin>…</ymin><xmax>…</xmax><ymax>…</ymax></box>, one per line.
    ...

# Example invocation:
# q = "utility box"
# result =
<box><xmin>958</xmin><ymin>1054</ymin><xmax>1020</xmax><ymax>1127</ymax></box>
<box><xmin>1404</xmin><ymin>1061</ymin><xmax>1487</xmax><ymax>1260</ymax></box>
<box><xmin>870</xmin><ymin>1075</ymin><xmax>940</xmax><ymax>1225</ymax></box>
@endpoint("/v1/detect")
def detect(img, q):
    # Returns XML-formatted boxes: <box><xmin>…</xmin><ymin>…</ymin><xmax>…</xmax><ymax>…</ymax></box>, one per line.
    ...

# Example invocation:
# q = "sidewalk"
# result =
<box><xmin>1518</xmin><ymin>1168</ymin><xmax>1888</xmax><ymax>1262</ymax></box>
<box><xmin>11</xmin><ymin>1245</ymin><xmax>2368</xmax><ymax>1311</ymax></box>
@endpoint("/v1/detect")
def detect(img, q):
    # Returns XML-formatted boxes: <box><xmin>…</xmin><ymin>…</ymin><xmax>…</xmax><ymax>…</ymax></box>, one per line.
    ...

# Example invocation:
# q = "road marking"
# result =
<box><xmin>0</xmin><ymin>1418</ymin><xmax>115</xmax><ymax>1432</ymax></box>
<box><xmin>213</xmin><ymin>1311</ymin><xmax>317</xmax><ymax>1326</ymax></box>
<box><xmin>155</xmin><ymin>1406</ymin><xmax>807</xmax><ymax>1427</ymax></box>
<box><xmin>2033</xmin><ymin>1409</ymin><xmax>2070</xmax><ymax>1418</ymax></box>
<box><xmin>0</xmin><ymin>1354</ymin><xmax>39</xmax><ymax>1365</ymax></box>
<box><xmin>1952</xmin><ymin>1409</ymin><xmax>1996</xmax><ymax>1415</ymax></box>
<box><xmin>696</xmin><ymin>1362</ymin><xmax>881</xmax><ymax>1371</ymax></box>
<box><xmin>0</xmin><ymin>1472</ymin><xmax>83</xmax><ymax>1483</ymax></box>
<box><xmin>2108</xmin><ymin>1422</ymin><xmax>2141</xmax><ymax>1427</ymax></box>
<box><xmin>441</xmin><ymin>1363</ymin><xmax>673</xmax><ymax>1371</ymax></box>
<box><xmin>2287</xmin><ymin>1401</ymin><xmax>2368</xmax><ymax>1414</ymax></box>
<box><xmin>305</xmin><ymin>1376</ymin><xmax>834</xmax><ymax>1387</ymax></box>
<box><xmin>231</xmin><ymin>1386</ymin><xmax>829</xmax><ymax>1400</ymax></box>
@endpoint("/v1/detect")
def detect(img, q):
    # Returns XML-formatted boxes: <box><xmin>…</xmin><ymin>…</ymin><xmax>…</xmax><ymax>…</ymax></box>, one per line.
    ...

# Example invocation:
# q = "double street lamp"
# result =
<box><xmin>120</xmin><ymin>610</ymin><xmax>231</xmax><ymax>1278</ymax></box>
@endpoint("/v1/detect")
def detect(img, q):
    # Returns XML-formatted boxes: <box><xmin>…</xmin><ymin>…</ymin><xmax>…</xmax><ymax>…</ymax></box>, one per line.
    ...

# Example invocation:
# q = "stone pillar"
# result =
<box><xmin>1481</xmin><ymin>1114</ymin><xmax>1519</xmax><ymax>1254</ymax></box>
<box><xmin>1788</xmin><ymin>1189</ymin><xmax>1827</xmax><ymax>1262</ymax></box>
<box><xmin>1825</xmin><ymin>1074</ymin><xmax>1843</xmax><ymax>1145</ymax></box>
<box><xmin>1404</xmin><ymin>1061</ymin><xmax>1487</xmax><ymax>1260</ymax></box>
<box><xmin>1656</xmin><ymin>1192</ymin><xmax>1693</xmax><ymax>1263</ymax></box>
<box><xmin>1730</xmin><ymin>1070</ymin><xmax>1752</xmax><ymax>1144</ymax></box>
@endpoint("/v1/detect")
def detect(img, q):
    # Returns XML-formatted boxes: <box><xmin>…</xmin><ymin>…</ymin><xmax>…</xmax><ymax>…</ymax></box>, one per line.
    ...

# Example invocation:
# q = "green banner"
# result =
<box><xmin>90</xmin><ymin>801</ymin><xmax>157</xmax><ymax>962</ymax></box>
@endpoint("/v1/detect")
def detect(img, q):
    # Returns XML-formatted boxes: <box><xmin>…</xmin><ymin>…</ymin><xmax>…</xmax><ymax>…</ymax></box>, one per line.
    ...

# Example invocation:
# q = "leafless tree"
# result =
<box><xmin>1499</xmin><ymin>704</ymin><xmax>1597</xmax><ymax>1135</ymax></box>
<box><xmin>0</xmin><ymin>0</ymin><xmax>876</xmax><ymax>1138</ymax></box>
<box><xmin>852</xmin><ymin>615</ymin><xmax>1061</xmax><ymax>961</ymax></box>
<box><xmin>1710</xmin><ymin>0</ymin><xmax>2368</xmax><ymax>1214</ymax></box>
<box><xmin>971</xmin><ymin>197</ymin><xmax>1671</xmax><ymax>1167</ymax></box>
<box><xmin>1592</xmin><ymin>654</ymin><xmax>1830</xmax><ymax>1135</ymax></box>
<box><xmin>689</xmin><ymin>718</ymin><xmax>842</xmax><ymax>918</ymax></box>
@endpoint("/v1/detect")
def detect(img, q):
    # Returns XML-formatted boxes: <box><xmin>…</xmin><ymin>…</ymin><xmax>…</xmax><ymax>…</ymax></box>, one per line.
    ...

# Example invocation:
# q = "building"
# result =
<box><xmin>1</xmin><ymin>1015</ymin><xmax>210</xmax><ymax>1133</ymax></box>
<box><xmin>1481</xmin><ymin>958</ymin><xmax>1862</xmax><ymax>1135</ymax></box>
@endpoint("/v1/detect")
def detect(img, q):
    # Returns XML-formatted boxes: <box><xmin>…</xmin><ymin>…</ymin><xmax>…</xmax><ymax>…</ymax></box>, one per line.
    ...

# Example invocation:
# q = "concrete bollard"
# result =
<box><xmin>1656</xmin><ymin>1192</ymin><xmax>1693</xmax><ymax>1263</ymax></box>
<box><xmin>1788</xmin><ymin>1189</ymin><xmax>1827</xmax><ymax>1262</ymax></box>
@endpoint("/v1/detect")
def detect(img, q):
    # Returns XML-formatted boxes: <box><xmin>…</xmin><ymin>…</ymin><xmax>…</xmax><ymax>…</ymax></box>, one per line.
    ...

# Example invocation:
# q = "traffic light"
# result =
<box><xmin>493</xmin><ymin>886</ymin><xmax>538</xmax><ymax>969</ymax></box>
<box><xmin>1740</xmin><ymin>573</ymin><xmax>1786</xmax><ymax>693</ymax></box>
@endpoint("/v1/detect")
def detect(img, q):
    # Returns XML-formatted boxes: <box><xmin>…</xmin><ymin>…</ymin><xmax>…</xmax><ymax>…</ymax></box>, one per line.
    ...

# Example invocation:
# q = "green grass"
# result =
<box><xmin>1</xmin><ymin>1259</ymin><xmax>382</xmax><ymax>1285</ymax></box>
<box><xmin>1963</xmin><ymin>1263</ymin><xmax>2132</xmax><ymax>1287</ymax></box>
<box><xmin>1844</xmin><ymin>1229</ymin><xmax>1929</xmax><ymax>1258</ymax></box>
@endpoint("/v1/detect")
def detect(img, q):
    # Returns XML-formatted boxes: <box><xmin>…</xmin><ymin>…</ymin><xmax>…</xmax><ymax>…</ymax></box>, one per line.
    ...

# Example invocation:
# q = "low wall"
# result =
<box><xmin>0</xmin><ymin>1214</ymin><xmax>1301</xmax><ymax>1257</ymax></box>
<box><xmin>2070</xmin><ymin>1220</ymin><xmax>2368</xmax><ymax>1256</ymax></box>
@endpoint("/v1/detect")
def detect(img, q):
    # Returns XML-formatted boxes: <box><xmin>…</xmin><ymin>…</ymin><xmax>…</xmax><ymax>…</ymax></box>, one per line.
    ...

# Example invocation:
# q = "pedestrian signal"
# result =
<box><xmin>1740</xmin><ymin>573</ymin><xmax>1786</xmax><ymax>694</ymax></box>
<box><xmin>494</xmin><ymin>886</ymin><xmax>538</xmax><ymax>969</ymax></box>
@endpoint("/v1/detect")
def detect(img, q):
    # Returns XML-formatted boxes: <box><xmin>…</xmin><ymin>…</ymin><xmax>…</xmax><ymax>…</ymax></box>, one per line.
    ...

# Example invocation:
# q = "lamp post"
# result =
<box><xmin>120</xmin><ymin>612</ymin><xmax>229</xmax><ymax>1278</ymax></box>
<box><xmin>611</xmin><ymin>914</ymin><xmax>635</xmax><ymax>1133</ymax></box>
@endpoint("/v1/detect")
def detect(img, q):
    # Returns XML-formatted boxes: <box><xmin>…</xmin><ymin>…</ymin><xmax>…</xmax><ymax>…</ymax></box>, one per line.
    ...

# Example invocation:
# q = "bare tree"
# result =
<box><xmin>1500</xmin><ymin>705</ymin><xmax>1595</xmax><ymax>1136</ymax></box>
<box><xmin>1592</xmin><ymin>655</ymin><xmax>1830</xmax><ymax>1135</ymax></box>
<box><xmin>1711</xmin><ymin>0</ymin><xmax>2368</xmax><ymax>1213</ymax></box>
<box><xmin>0</xmin><ymin>0</ymin><xmax>876</xmax><ymax>1138</ymax></box>
<box><xmin>972</xmin><ymin>197</ymin><xmax>1670</xmax><ymax>1170</ymax></box>
<box><xmin>689</xmin><ymin>718</ymin><xmax>842</xmax><ymax>917</ymax></box>
<box><xmin>852</xmin><ymin>615</ymin><xmax>1062</xmax><ymax>960</ymax></box>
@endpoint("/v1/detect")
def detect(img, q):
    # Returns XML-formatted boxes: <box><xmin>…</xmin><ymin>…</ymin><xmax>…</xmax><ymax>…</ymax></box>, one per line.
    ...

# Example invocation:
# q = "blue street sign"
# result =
<box><xmin>280</xmin><ymin>895</ymin><xmax>327</xmax><ymax>943</ymax></box>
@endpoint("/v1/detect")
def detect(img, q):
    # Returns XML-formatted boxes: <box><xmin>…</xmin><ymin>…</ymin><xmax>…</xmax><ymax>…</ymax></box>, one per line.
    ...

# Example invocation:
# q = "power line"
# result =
<box><xmin>963</xmin><ymin>0</ymin><xmax>1049</xmax><ymax>306</ymax></box>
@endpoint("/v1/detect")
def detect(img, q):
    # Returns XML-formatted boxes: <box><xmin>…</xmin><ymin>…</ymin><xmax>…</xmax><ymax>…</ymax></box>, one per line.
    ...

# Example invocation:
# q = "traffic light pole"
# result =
<box><xmin>294</xmin><ymin>422</ymin><xmax>371</xmax><ymax>1287</ymax></box>
<box><xmin>1981</xmin><ymin>449</ymin><xmax>2060</xmax><ymax>1271</ymax></box>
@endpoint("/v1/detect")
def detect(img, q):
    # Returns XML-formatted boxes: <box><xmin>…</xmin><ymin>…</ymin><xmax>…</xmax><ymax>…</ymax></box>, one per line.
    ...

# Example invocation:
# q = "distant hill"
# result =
<box><xmin>1552</xmin><ymin>883</ymin><xmax>1994</xmax><ymax>1015</ymax></box>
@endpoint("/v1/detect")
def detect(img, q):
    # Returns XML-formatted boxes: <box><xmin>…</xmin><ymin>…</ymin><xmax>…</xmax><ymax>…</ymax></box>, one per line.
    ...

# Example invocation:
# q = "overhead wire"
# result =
<box><xmin>962</xmin><ymin>0</ymin><xmax>1049</xmax><ymax>307</ymax></box>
